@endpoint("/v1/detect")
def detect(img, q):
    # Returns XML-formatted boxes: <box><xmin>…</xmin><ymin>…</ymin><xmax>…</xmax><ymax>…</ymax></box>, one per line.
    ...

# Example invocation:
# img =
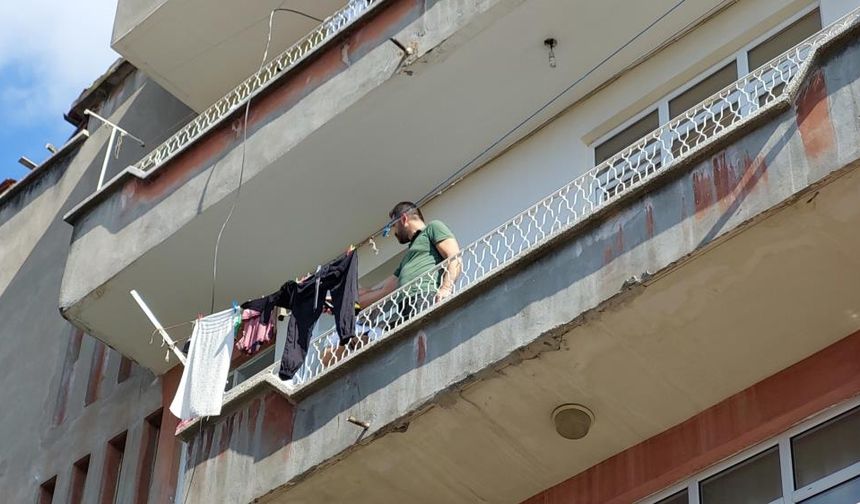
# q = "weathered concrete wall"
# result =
<box><xmin>0</xmin><ymin>68</ymin><xmax>192</xmax><ymax>503</ymax></box>
<box><xmin>178</xmin><ymin>30</ymin><xmax>860</xmax><ymax>504</ymax></box>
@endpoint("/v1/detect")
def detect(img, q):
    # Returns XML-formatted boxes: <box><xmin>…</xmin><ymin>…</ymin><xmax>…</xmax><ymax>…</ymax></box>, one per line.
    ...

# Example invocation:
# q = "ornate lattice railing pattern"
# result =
<box><xmin>289</xmin><ymin>9</ymin><xmax>860</xmax><ymax>388</ymax></box>
<box><xmin>133</xmin><ymin>0</ymin><xmax>382</xmax><ymax>173</ymax></box>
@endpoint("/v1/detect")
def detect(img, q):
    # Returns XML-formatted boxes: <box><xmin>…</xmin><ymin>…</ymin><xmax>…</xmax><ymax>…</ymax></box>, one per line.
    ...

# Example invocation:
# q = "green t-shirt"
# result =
<box><xmin>394</xmin><ymin>220</ymin><xmax>455</xmax><ymax>294</ymax></box>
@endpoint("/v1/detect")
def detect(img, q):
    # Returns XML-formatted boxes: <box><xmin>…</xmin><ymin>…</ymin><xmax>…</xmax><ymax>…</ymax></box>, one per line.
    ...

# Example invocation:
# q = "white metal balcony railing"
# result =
<box><xmin>133</xmin><ymin>0</ymin><xmax>382</xmax><ymax>173</ymax></box>
<box><xmin>280</xmin><ymin>9</ymin><xmax>860</xmax><ymax>390</ymax></box>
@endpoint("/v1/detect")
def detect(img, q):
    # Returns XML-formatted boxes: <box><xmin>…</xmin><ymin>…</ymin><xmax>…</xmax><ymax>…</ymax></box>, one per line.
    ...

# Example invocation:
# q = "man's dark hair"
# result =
<box><xmin>389</xmin><ymin>201</ymin><xmax>424</xmax><ymax>221</ymax></box>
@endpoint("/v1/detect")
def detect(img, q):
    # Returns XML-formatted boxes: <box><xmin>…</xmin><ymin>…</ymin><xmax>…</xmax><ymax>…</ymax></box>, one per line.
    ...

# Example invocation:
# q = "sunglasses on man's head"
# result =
<box><xmin>382</xmin><ymin>210</ymin><xmax>413</xmax><ymax>237</ymax></box>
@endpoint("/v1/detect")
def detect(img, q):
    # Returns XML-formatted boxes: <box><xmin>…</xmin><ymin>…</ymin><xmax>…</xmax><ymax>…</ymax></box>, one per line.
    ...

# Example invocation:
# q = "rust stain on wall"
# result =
<box><xmin>692</xmin><ymin>171</ymin><xmax>714</xmax><ymax>215</ymax></box>
<box><xmin>644</xmin><ymin>204</ymin><xmax>655</xmax><ymax>238</ymax></box>
<box><xmin>796</xmin><ymin>68</ymin><xmax>836</xmax><ymax>162</ymax></box>
<box><xmin>183</xmin><ymin>391</ymin><xmax>295</xmax><ymax>499</ymax></box>
<box><xmin>602</xmin><ymin>245</ymin><xmax>614</xmax><ymax>266</ymax></box>
<box><xmin>416</xmin><ymin>332</ymin><xmax>427</xmax><ymax>366</ymax></box>
<box><xmin>710</xmin><ymin>151</ymin><xmax>769</xmax><ymax>211</ymax></box>
<box><xmin>520</xmin><ymin>329</ymin><xmax>860</xmax><ymax>504</ymax></box>
<box><xmin>261</xmin><ymin>392</ymin><xmax>294</xmax><ymax>454</ymax></box>
<box><xmin>711</xmin><ymin>151</ymin><xmax>739</xmax><ymax>202</ymax></box>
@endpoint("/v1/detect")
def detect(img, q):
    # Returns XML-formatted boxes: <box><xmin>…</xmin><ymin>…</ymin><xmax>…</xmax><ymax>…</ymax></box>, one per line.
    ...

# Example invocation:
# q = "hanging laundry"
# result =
<box><xmin>170</xmin><ymin>308</ymin><xmax>238</xmax><ymax>421</ymax></box>
<box><xmin>244</xmin><ymin>251</ymin><xmax>358</xmax><ymax>381</ymax></box>
<box><xmin>236</xmin><ymin>297</ymin><xmax>277</xmax><ymax>355</ymax></box>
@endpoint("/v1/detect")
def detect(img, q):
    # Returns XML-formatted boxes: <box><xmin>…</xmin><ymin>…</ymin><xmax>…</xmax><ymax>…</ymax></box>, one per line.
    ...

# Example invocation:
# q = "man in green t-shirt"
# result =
<box><xmin>358</xmin><ymin>202</ymin><xmax>461</xmax><ymax>315</ymax></box>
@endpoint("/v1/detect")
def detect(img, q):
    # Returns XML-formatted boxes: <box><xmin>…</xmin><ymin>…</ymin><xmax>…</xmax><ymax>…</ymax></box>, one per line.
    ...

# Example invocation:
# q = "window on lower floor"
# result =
<box><xmin>792</xmin><ymin>405</ymin><xmax>860</xmax><ymax>489</ymax></box>
<box><xmin>100</xmin><ymin>431</ymin><xmax>127</xmax><ymax>504</ymax></box>
<box><xmin>699</xmin><ymin>446</ymin><xmax>782</xmax><ymax>504</ymax></box>
<box><xmin>70</xmin><ymin>455</ymin><xmax>90</xmax><ymax>504</ymax></box>
<box><xmin>800</xmin><ymin>475</ymin><xmax>860</xmax><ymax>503</ymax></box>
<box><xmin>135</xmin><ymin>410</ymin><xmax>161</xmax><ymax>504</ymax></box>
<box><xmin>117</xmin><ymin>356</ymin><xmax>133</xmax><ymax>383</ymax></box>
<box><xmin>656</xmin><ymin>489</ymin><xmax>689</xmax><ymax>504</ymax></box>
<box><xmin>38</xmin><ymin>476</ymin><xmax>56</xmax><ymax>504</ymax></box>
<box><xmin>641</xmin><ymin>403</ymin><xmax>860</xmax><ymax>504</ymax></box>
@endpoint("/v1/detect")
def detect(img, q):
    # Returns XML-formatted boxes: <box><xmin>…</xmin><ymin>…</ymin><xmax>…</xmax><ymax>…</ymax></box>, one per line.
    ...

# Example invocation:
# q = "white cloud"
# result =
<box><xmin>0</xmin><ymin>0</ymin><xmax>120</xmax><ymax>124</ymax></box>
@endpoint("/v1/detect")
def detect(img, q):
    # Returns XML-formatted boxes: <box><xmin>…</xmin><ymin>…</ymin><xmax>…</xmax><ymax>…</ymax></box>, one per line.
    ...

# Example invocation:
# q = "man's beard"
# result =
<box><xmin>395</xmin><ymin>227</ymin><xmax>410</xmax><ymax>244</ymax></box>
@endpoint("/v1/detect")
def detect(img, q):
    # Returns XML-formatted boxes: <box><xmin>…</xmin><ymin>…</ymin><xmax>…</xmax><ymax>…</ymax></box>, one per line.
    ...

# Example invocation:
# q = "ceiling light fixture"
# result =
<box><xmin>544</xmin><ymin>38</ymin><xmax>558</xmax><ymax>68</ymax></box>
<box><xmin>552</xmin><ymin>404</ymin><xmax>593</xmax><ymax>439</ymax></box>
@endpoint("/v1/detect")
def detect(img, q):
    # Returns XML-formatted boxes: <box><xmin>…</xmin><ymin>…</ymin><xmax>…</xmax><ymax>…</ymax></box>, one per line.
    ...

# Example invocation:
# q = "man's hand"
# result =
<box><xmin>435</xmin><ymin>284</ymin><xmax>453</xmax><ymax>303</ymax></box>
<box><xmin>358</xmin><ymin>276</ymin><xmax>399</xmax><ymax>307</ymax></box>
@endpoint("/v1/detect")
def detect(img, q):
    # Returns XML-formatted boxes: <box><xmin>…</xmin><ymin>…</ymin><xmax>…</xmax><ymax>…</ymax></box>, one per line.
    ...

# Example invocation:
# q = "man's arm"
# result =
<box><xmin>435</xmin><ymin>237</ymin><xmax>461</xmax><ymax>301</ymax></box>
<box><xmin>358</xmin><ymin>275</ymin><xmax>399</xmax><ymax>307</ymax></box>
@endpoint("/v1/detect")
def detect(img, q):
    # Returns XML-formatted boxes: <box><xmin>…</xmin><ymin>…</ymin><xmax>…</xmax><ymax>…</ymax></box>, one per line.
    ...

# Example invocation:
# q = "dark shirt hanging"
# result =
<box><xmin>244</xmin><ymin>251</ymin><xmax>358</xmax><ymax>381</ymax></box>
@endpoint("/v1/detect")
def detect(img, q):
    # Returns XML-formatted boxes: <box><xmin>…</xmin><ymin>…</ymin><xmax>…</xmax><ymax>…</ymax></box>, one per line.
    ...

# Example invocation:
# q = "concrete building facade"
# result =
<box><xmin>0</xmin><ymin>63</ymin><xmax>192</xmax><ymax>503</ymax></box>
<box><xmin>4</xmin><ymin>0</ymin><xmax>860</xmax><ymax>502</ymax></box>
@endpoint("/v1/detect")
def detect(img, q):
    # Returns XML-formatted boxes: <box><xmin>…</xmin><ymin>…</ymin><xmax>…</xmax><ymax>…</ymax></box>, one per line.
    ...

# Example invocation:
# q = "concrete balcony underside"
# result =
<box><xmin>61</xmin><ymin>0</ymin><xmax>736</xmax><ymax>373</ymax></box>
<box><xmin>111</xmin><ymin>0</ymin><xmax>352</xmax><ymax>111</ymax></box>
<box><xmin>177</xmin><ymin>35</ymin><xmax>860</xmax><ymax>503</ymax></box>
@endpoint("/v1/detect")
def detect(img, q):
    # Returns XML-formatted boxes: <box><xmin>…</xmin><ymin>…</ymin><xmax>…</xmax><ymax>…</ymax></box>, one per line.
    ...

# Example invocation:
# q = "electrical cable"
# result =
<box><xmin>191</xmin><ymin>7</ymin><xmax>319</xmax><ymax>504</ymax></box>
<box><xmin>210</xmin><ymin>7</ymin><xmax>320</xmax><ymax>313</ymax></box>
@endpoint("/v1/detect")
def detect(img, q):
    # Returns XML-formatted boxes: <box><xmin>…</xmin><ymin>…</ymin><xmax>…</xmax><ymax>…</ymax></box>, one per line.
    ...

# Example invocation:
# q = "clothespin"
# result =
<box><xmin>313</xmin><ymin>264</ymin><xmax>322</xmax><ymax>310</ymax></box>
<box><xmin>368</xmin><ymin>236</ymin><xmax>379</xmax><ymax>255</ymax></box>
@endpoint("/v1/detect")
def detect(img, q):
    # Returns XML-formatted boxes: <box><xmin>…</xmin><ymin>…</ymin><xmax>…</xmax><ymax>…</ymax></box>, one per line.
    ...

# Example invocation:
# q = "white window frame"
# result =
<box><xmin>639</xmin><ymin>395</ymin><xmax>860</xmax><ymax>504</ymax></box>
<box><xmin>590</xmin><ymin>2</ymin><xmax>821</xmax><ymax>167</ymax></box>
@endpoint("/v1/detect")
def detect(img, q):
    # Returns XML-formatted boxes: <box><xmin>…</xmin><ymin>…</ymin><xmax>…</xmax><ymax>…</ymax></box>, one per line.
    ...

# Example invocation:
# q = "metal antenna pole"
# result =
<box><xmin>84</xmin><ymin>109</ymin><xmax>145</xmax><ymax>190</ymax></box>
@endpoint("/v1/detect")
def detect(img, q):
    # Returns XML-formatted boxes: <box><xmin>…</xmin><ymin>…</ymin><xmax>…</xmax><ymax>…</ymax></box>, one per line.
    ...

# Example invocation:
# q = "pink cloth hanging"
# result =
<box><xmin>236</xmin><ymin>308</ymin><xmax>276</xmax><ymax>354</ymax></box>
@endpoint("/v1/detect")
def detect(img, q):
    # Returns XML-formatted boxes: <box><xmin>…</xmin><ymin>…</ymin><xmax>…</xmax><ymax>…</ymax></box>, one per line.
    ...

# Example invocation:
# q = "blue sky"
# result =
<box><xmin>0</xmin><ymin>0</ymin><xmax>119</xmax><ymax>182</ymax></box>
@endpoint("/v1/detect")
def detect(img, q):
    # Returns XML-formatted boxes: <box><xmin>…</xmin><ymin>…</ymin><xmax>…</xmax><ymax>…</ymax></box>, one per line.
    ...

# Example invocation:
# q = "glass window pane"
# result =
<box><xmin>669</xmin><ymin>62</ymin><xmax>738</xmax><ymax>119</ymax></box>
<box><xmin>748</xmin><ymin>9</ymin><xmax>821</xmax><ymax>71</ymax></box>
<box><xmin>800</xmin><ymin>475</ymin><xmax>860</xmax><ymax>503</ymax></box>
<box><xmin>656</xmin><ymin>489</ymin><xmax>689</xmax><ymax>504</ymax></box>
<box><xmin>594</xmin><ymin>110</ymin><xmax>659</xmax><ymax>165</ymax></box>
<box><xmin>700</xmin><ymin>446</ymin><xmax>782</xmax><ymax>504</ymax></box>
<box><xmin>792</xmin><ymin>406</ymin><xmax>860</xmax><ymax>488</ymax></box>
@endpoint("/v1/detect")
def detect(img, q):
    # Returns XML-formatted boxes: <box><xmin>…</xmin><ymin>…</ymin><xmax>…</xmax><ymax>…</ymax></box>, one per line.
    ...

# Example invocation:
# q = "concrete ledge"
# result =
<box><xmin>175</xmin><ymin>363</ymin><xmax>291</xmax><ymax>441</ymax></box>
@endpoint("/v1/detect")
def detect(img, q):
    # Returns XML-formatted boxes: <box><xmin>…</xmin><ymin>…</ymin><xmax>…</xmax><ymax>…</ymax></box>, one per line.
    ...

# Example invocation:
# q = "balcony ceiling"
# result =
<box><xmin>75</xmin><ymin>0</ymin><xmax>735</xmax><ymax>372</ymax></box>
<box><xmin>111</xmin><ymin>0</ymin><xmax>350</xmax><ymax>111</ymax></box>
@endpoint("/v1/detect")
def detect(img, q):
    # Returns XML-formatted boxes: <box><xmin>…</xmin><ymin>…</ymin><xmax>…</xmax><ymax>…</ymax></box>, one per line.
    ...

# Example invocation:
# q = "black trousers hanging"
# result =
<box><xmin>274</xmin><ymin>251</ymin><xmax>358</xmax><ymax>380</ymax></box>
